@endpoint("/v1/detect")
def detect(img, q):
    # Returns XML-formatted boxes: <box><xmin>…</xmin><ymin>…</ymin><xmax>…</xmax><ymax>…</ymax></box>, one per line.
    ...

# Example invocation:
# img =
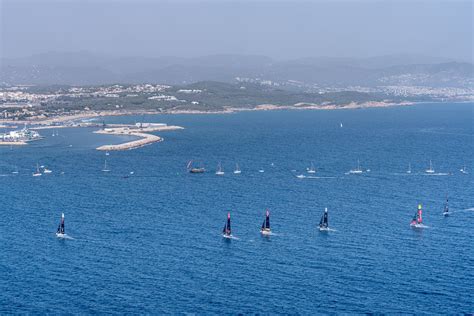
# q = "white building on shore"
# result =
<box><xmin>0</xmin><ymin>126</ymin><xmax>41</xmax><ymax>142</ymax></box>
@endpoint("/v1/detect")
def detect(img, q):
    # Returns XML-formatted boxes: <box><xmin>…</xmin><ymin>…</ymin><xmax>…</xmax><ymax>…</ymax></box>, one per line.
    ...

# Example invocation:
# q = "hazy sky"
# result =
<box><xmin>1</xmin><ymin>0</ymin><xmax>472</xmax><ymax>61</ymax></box>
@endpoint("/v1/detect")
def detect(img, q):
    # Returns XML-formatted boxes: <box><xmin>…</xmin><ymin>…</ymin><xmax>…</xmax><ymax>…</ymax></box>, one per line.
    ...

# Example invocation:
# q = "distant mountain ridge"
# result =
<box><xmin>1</xmin><ymin>52</ymin><xmax>472</xmax><ymax>88</ymax></box>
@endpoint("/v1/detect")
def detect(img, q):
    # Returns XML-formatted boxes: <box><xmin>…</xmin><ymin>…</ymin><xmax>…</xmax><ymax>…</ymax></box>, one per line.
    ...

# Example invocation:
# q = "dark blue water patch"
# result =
<box><xmin>0</xmin><ymin>103</ymin><xmax>473</xmax><ymax>313</ymax></box>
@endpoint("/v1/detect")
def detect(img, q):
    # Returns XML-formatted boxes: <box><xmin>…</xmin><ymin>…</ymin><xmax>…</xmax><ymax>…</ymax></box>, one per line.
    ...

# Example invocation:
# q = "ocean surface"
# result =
<box><xmin>1</xmin><ymin>103</ymin><xmax>473</xmax><ymax>314</ymax></box>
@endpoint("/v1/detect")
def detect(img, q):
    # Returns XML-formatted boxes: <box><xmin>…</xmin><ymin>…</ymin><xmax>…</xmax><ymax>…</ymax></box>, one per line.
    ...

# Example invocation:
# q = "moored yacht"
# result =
<box><xmin>348</xmin><ymin>160</ymin><xmax>363</xmax><ymax>174</ymax></box>
<box><xmin>215</xmin><ymin>162</ymin><xmax>224</xmax><ymax>175</ymax></box>
<box><xmin>425</xmin><ymin>160</ymin><xmax>435</xmax><ymax>174</ymax></box>
<box><xmin>233</xmin><ymin>163</ymin><xmax>241</xmax><ymax>174</ymax></box>
<box><xmin>307</xmin><ymin>161</ymin><xmax>316</xmax><ymax>174</ymax></box>
<box><xmin>33</xmin><ymin>163</ymin><xmax>42</xmax><ymax>177</ymax></box>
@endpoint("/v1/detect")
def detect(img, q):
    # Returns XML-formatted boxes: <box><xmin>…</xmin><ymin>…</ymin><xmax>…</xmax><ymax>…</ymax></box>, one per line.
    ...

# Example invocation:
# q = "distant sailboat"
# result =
<box><xmin>407</xmin><ymin>163</ymin><xmax>412</xmax><ymax>174</ymax></box>
<box><xmin>33</xmin><ymin>163</ymin><xmax>42</xmax><ymax>177</ymax></box>
<box><xmin>349</xmin><ymin>160</ymin><xmax>363</xmax><ymax>174</ymax></box>
<box><xmin>340</xmin><ymin>122</ymin><xmax>343</xmax><ymax>128</ymax></box>
<box><xmin>233</xmin><ymin>163</ymin><xmax>241</xmax><ymax>174</ymax></box>
<box><xmin>443</xmin><ymin>195</ymin><xmax>449</xmax><ymax>216</ymax></box>
<box><xmin>102</xmin><ymin>159</ymin><xmax>110</xmax><ymax>172</ymax></box>
<box><xmin>307</xmin><ymin>161</ymin><xmax>316</xmax><ymax>174</ymax></box>
<box><xmin>260</xmin><ymin>210</ymin><xmax>271</xmax><ymax>235</ymax></box>
<box><xmin>12</xmin><ymin>166</ymin><xmax>19</xmax><ymax>174</ymax></box>
<box><xmin>222</xmin><ymin>212</ymin><xmax>232</xmax><ymax>238</ymax></box>
<box><xmin>216</xmin><ymin>162</ymin><xmax>224</xmax><ymax>175</ymax></box>
<box><xmin>43</xmin><ymin>167</ymin><xmax>52</xmax><ymax>174</ymax></box>
<box><xmin>187</xmin><ymin>160</ymin><xmax>205</xmax><ymax>173</ymax></box>
<box><xmin>56</xmin><ymin>213</ymin><xmax>66</xmax><ymax>238</ymax></box>
<box><xmin>425</xmin><ymin>160</ymin><xmax>435</xmax><ymax>174</ymax></box>
<box><xmin>410</xmin><ymin>204</ymin><xmax>426</xmax><ymax>228</ymax></box>
<box><xmin>460</xmin><ymin>163</ymin><xmax>468</xmax><ymax>174</ymax></box>
<box><xmin>319</xmin><ymin>207</ymin><xmax>329</xmax><ymax>231</ymax></box>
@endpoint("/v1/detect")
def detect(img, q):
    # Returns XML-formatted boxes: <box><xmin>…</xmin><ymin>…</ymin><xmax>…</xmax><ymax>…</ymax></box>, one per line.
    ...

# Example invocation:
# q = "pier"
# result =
<box><xmin>94</xmin><ymin>124</ymin><xmax>183</xmax><ymax>151</ymax></box>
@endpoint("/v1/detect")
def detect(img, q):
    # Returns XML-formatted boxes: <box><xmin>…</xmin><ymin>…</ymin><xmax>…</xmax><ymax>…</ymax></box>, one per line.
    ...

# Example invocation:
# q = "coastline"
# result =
<box><xmin>0</xmin><ymin>101</ymin><xmax>418</xmax><ymax>125</ymax></box>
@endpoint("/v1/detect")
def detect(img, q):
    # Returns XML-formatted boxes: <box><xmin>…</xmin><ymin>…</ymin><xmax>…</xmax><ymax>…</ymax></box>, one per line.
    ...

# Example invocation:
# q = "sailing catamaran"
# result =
<box><xmin>319</xmin><ymin>207</ymin><xmax>329</xmax><ymax>231</ymax></box>
<box><xmin>407</xmin><ymin>163</ymin><xmax>412</xmax><ymax>174</ymax></box>
<box><xmin>410</xmin><ymin>204</ymin><xmax>426</xmax><ymax>228</ymax></box>
<box><xmin>216</xmin><ymin>162</ymin><xmax>224</xmax><ymax>175</ymax></box>
<box><xmin>443</xmin><ymin>195</ymin><xmax>449</xmax><ymax>216</ymax></box>
<box><xmin>102</xmin><ymin>159</ymin><xmax>110</xmax><ymax>172</ymax></box>
<box><xmin>425</xmin><ymin>160</ymin><xmax>435</xmax><ymax>174</ymax></box>
<box><xmin>222</xmin><ymin>212</ymin><xmax>232</xmax><ymax>238</ymax></box>
<box><xmin>187</xmin><ymin>160</ymin><xmax>205</xmax><ymax>173</ymax></box>
<box><xmin>233</xmin><ymin>163</ymin><xmax>241</xmax><ymax>174</ymax></box>
<box><xmin>33</xmin><ymin>163</ymin><xmax>42</xmax><ymax>177</ymax></box>
<box><xmin>307</xmin><ymin>161</ymin><xmax>316</xmax><ymax>174</ymax></box>
<box><xmin>260</xmin><ymin>210</ymin><xmax>271</xmax><ymax>235</ymax></box>
<box><xmin>349</xmin><ymin>160</ymin><xmax>363</xmax><ymax>174</ymax></box>
<box><xmin>56</xmin><ymin>213</ymin><xmax>66</xmax><ymax>238</ymax></box>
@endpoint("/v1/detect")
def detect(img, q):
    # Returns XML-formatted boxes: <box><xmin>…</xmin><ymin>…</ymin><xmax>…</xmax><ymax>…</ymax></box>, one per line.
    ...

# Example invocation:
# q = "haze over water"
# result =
<box><xmin>1</xmin><ymin>103</ymin><xmax>473</xmax><ymax>313</ymax></box>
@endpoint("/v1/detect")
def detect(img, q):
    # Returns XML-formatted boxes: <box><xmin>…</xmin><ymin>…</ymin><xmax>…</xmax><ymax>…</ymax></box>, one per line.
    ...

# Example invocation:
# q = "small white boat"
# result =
<box><xmin>222</xmin><ymin>212</ymin><xmax>232</xmax><ymax>238</ymax></box>
<box><xmin>260</xmin><ymin>210</ymin><xmax>271</xmax><ymax>235</ymax></box>
<box><xmin>43</xmin><ymin>168</ymin><xmax>52</xmax><ymax>174</ymax></box>
<box><xmin>348</xmin><ymin>160</ymin><xmax>363</xmax><ymax>174</ymax></box>
<box><xmin>33</xmin><ymin>164</ymin><xmax>42</xmax><ymax>177</ymax></box>
<box><xmin>258</xmin><ymin>169</ymin><xmax>265</xmax><ymax>173</ymax></box>
<box><xmin>340</xmin><ymin>122</ymin><xmax>343</xmax><ymax>128</ymax></box>
<box><xmin>407</xmin><ymin>163</ymin><xmax>412</xmax><ymax>174</ymax></box>
<box><xmin>216</xmin><ymin>162</ymin><xmax>224</xmax><ymax>175</ymax></box>
<box><xmin>102</xmin><ymin>159</ymin><xmax>110</xmax><ymax>172</ymax></box>
<box><xmin>460</xmin><ymin>164</ymin><xmax>468</xmax><ymax>174</ymax></box>
<box><xmin>307</xmin><ymin>161</ymin><xmax>316</xmax><ymax>174</ymax></box>
<box><xmin>105</xmin><ymin>151</ymin><xmax>110</xmax><ymax>156</ymax></box>
<box><xmin>296</xmin><ymin>174</ymin><xmax>306</xmax><ymax>179</ymax></box>
<box><xmin>233</xmin><ymin>163</ymin><xmax>241</xmax><ymax>174</ymax></box>
<box><xmin>425</xmin><ymin>160</ymin><xmax>435</xmax><ymax>174</ymax></box>
<box><xmin>12</xmin><ymin>166</ymin><xmax>19</xmax><ymax>174</ymax></box>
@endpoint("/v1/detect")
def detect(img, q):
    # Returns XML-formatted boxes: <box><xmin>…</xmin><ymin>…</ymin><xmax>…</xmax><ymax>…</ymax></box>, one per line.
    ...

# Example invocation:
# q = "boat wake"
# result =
<box><xmin>422</xmin><ymin>173</ymin><xmax>450</xmax><ymax>176</ymax></box>
<box><xmin>56</xmin><ymin>234</ymin><xmax>74</xmax><ymax>240</ymax></box>
<box><xmin>222</xmin><ymin>235</ymin><xmax>239</xmax><ymax>240</ymax></box>
<box><xmin>411</xmin><ymin>224</ymin><xmax>430</xmax><ymax>229</ymax></box>
<box><xmin>453</xmin><ymin>207</ymin><xmax>474</xmax><ymax>213</ymax></box>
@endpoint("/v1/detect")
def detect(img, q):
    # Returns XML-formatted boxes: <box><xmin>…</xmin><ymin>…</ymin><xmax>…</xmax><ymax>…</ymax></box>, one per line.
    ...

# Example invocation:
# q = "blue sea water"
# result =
<box><xmin>1</xmin><ymin>103</ymin><xmax>473</xmax><ymax>314</ymax></box>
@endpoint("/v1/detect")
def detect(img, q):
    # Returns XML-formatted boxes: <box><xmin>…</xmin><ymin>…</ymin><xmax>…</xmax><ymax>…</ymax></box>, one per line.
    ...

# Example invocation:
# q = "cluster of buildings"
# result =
<box><xmin>0</xmin><ymin>126</ymin><xmax>41</xmax><ymax>142</ymax></box>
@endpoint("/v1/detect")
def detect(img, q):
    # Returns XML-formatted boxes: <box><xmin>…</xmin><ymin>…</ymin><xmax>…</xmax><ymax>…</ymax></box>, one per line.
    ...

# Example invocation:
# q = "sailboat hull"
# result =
<box><xmin>319</xmin><ymin>226</ymin><xmax>330</xmax><ymax>232</ymax></box>
<box><xmin>260</xmin><ymin>229</ymin><xmax>271</xmax><ymax>235</ymax></box>
<box><xmin>222</xmin><ymin>234</ymin><xmax>233</xmax><ymax>239</ymax></box>
<box><xmin>443</xmin><ymin>212</ymin><xmax>450</xmax><ymax>217</ymax></box>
